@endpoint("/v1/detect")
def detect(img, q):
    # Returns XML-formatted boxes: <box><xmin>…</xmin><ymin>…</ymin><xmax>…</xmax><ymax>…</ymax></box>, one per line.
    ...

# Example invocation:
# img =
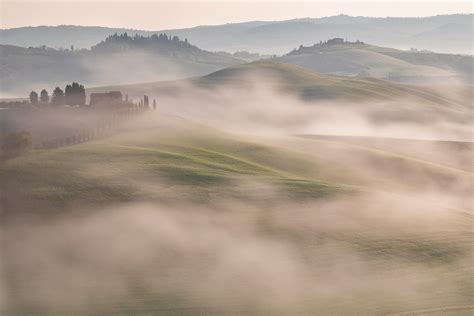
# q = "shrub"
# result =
<box><xmin>0</xmin><ymin>131</ymin><xmax>32</xmax><ymax>160</ymax></box>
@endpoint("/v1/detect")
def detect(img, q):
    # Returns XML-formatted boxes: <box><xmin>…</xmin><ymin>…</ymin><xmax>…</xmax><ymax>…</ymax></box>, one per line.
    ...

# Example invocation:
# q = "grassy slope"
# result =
<box><xmin>281</xmin><ymin>48</ymin><xmax>452</xmax><ymax>78</ymax></box>
<box><xmin>1</xmin><ymin>118</ymin><xmax>351</xmax><ymax>218</ymax></box>
<box><xmin>197</xmin><ymin>62</ymin><xmax>471</xmax><ymax>110</ymax></box>
<box><xmin>4</xmin><ymin>115</ymin><xmax>472</xmax><ymax>216</ymax></box>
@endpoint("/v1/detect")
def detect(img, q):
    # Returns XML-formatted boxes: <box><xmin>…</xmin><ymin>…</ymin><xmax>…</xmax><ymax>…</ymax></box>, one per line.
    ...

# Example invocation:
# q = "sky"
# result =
<box><xmin>1</xmin><ymin>0</ymin><xmax>472</xmax><ymax>30</ymax></box>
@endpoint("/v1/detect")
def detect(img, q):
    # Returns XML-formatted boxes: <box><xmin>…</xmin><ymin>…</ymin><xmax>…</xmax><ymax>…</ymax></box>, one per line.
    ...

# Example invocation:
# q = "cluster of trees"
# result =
<box><xmin>91</xmin><ymin>32</ymin><xmax>193</xmax><ymax>53</ymax></box>
<box><xmin>104</xmin><ymin>32</ymin><xmax>187</xmax><ymax>44</ymax></box>
<box><xmin>29</xmin><ymin>82</ymin><xmax>86</xmax><ymax>106</ymax></box>
<box><xmin>28</xmin><ymin>44</ymin><xmax>78</xmax><ymax>52</ymax></box>
<box><xmin>136</xmin><ymin>95</ymin><xmax>157</xmax><ymax>110</ymax></box>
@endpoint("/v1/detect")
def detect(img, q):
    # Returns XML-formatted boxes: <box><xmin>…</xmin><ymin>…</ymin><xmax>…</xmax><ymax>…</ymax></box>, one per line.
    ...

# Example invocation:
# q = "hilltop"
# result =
<box><xmin>277</xmin><ymin>39</ymin><xmax>473</xmax><ymax>83</ymax></box>
<box><xmin>90</xmin><ymin>33</ymin><xmax>240</xmax><ymax>66</ymax></box>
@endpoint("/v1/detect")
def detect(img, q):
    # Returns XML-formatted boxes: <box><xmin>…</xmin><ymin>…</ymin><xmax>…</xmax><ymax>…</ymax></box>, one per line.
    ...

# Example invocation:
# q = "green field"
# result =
<box><xmin>2</xmin><ymin>113</ymin><xmax>472</xmax><ymax>315</ymax></box>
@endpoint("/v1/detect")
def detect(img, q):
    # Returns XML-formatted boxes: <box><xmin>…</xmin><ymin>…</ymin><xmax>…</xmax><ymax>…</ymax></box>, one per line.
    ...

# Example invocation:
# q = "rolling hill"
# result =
<box><xmin>277</xmin><ymin>40</ymin><xmax>473</xmax><ymax>83</ymax></box>
<box><xmin>87</xmin><ymin>61</ymin><xmax>473</xmax><ymax>143</ymax></box>
<box><xmin>1</xmin><ymin>14</ymin><xmax>472</xmax><ymax>54</ymax></box>
<box><xmin>89</xmin><ymin>61</ymin><xmax>473</xmax><ymax>111</ymax></box>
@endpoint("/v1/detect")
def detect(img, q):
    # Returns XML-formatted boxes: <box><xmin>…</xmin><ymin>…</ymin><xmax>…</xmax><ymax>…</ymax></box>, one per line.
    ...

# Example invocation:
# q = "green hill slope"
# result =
<box><xmin>2</xmin><ymin>114</ymin><xmax>472</xmax><ymax>315</ymax></box>
<box><xmin>1</xmin><ymin>117</ymin><xmax>351</xmax><ymax>218</ymax></box>
<box><xmin>277</xmin><ymin>41</ymin><xmax>473</xmax><ymax>83</ymax></box>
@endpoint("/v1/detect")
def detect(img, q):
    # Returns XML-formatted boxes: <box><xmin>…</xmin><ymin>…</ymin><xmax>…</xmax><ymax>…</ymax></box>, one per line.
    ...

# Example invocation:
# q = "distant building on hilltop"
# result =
<box><xmin>90</xmin><ymin>91</ymin><xmax>123</xmax><ymax>106</ymax></box>
<box><xmin>288</xmin><ymin>38</ymin><xmax>366</xmax><ymax>56</ymax></box>
<box><xmin>327</xmin><ymin>38</ymin><xmax>345</xmax><ymax>45</ymax></box>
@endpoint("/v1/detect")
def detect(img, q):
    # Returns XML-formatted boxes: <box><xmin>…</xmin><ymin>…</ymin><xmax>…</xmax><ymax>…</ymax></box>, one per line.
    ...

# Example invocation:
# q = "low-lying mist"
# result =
<box><xmin>2</xmin><ymin>68</ymin><xmax>473</xmax><ymax>314</ymax></box>
<box><xmin>117</xmin><ymin>71</ymin><xmax>473</xmax><ymax>142</ymax></box>
<box><xmin>3</xmin><ymin>189</ymin><xmax>472</xmax><ymax>314</ymax></box>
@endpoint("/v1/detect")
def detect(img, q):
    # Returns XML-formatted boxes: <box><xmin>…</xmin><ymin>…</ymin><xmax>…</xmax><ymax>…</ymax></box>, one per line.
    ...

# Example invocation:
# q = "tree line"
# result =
<box><xmin>91</xmin><ymin>32</ymin><xmax>193</xmax><ymax>53</ymax></box>
<box><xmin>29</xmin><ymin>82</ymin><xmax>86</xmax><ymax>106</ymax></box>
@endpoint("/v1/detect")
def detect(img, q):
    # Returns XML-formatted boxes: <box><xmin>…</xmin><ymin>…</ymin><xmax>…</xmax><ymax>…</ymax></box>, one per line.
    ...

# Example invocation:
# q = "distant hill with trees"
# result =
<box><xmin>90</xmin><ymin>33</ymin><xmax>240</xmax><ymax>66</ymax></box>
<box><xmin>160</xmin><ymin>14</ymin><xmax>474</xmax><ymax>55</ymax></box>
<box><xmin>276</xmin><ymin>39</ymin><xmax>473</xmax><ymax>83</ymax></box>
<box><xmin>1</xmin><ymin>14</ymin><xmax>472</xmax><ymax>55</ymax></box>
<box><xmin>0</xmin><ymin>34</ymin><xmax>243</xmax><ymax>97</ymax></box>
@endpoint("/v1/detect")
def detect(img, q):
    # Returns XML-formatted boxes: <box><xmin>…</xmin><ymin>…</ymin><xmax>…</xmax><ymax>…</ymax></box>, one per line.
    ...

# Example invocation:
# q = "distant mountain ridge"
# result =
<box><xmin>2</xmin><ymin>33</ymin><xmax>472</xmax><ymax>98</ymax></box>
<box><xmin>1</xmin><ymin>14</ymin><xmax>472</xmax><ymax>54</ymax></box>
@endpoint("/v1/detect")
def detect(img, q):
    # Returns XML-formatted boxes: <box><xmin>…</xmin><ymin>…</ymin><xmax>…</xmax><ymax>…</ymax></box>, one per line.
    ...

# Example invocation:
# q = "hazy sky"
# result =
<box><xmin>1</xmin><ymin>1</ymin><xmax>472</xmax><ymax>30</ymax></box>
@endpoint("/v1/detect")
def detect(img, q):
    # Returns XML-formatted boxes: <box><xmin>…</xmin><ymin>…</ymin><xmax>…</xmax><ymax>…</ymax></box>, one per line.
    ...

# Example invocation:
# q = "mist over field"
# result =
<box><xmin>134</xmin><ymin>80</ymin><xmax>473</xmax><ymax>141</ymax></box>
<box><xmin>1</xmin><ymin>4</ymin><xmax>473</xmax><ymax>316</ymax></box>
